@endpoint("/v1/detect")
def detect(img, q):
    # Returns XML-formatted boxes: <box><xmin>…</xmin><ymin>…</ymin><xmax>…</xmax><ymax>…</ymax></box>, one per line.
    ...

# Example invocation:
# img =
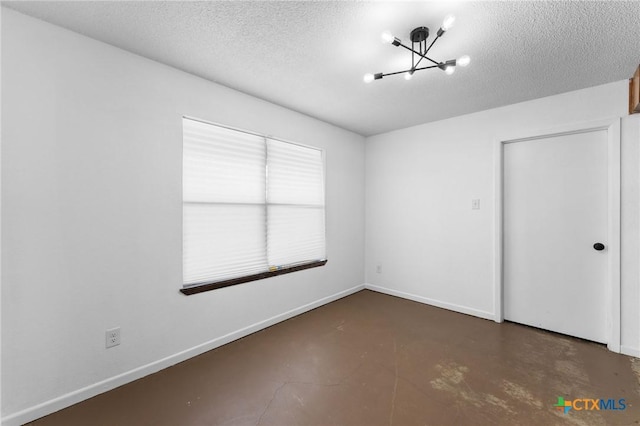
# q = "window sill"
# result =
<box><xmin>180</xmin><ymin>259</ymin><xmax>328</xmax><ymax>295</ymax></box>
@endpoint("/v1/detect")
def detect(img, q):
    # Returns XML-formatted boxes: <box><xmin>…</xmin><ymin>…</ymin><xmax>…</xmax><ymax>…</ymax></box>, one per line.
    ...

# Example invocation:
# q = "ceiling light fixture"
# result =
<box><xmin>363</xmin><ymin>14</ymin><xmax>470</xmax><ymax>83</ymax></box>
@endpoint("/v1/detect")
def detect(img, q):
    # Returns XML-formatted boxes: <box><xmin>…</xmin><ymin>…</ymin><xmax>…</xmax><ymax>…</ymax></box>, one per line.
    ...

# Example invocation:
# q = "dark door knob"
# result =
<box><xmin>593</xmin><ymin>243</ymin><xmax>605</xmax><ymax>251</ymax></box>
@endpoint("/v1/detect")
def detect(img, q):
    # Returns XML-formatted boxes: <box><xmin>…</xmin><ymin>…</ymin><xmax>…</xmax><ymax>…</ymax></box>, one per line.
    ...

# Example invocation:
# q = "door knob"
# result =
<box><xmin>593</xmin><ymin>243</ymin><xmax>605</xmax><ymax>251</ymax></box>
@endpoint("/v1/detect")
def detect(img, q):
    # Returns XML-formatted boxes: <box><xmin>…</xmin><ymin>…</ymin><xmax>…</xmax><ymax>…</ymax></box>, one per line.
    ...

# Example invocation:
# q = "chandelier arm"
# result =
<box><xmin>397</xmin><ymin>42</ymin><xmax>440</xmax><ymax>66</ymax></box>
<box><xmin>414</xmin><ymin>54</ymin><xmax>441</xmax><ymax>70</ymax></box>
<box><xmin>413</xmin><ymin>64</ymin><xmax>440</xmax><ymax>72</ymax></box>
<box><xmin>423</xmin><ymin>35</ymin><xmax>441</xmax><ymax>57</ymax></box>
<box><xmin>378</xmin><ymin>64</ymin><xmax>440</xmax><ymax>79</ymax></box>
<box><xmin>414</xmin><ymin>54</ymin><xmax>424</xmax><ymax>70</ymax></box>
<box><xmin>378</xmin><ymin>68</ymin><xmax>417</xmax><ymax>78</ymax></box>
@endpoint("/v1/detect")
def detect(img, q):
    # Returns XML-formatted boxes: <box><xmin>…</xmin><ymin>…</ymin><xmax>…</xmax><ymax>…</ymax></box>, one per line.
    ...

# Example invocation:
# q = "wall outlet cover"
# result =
<box><xmin>106</xmin><ymin>327</ymin><xmax>121</xmax><ymax>348</ymax></box>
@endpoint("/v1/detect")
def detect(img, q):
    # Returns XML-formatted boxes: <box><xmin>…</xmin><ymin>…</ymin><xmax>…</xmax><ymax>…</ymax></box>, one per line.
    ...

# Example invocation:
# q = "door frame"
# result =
<box><xmin>493</xmin><ymin>118</ymin><xmax>621</xmax><ymax>352</ymax></box>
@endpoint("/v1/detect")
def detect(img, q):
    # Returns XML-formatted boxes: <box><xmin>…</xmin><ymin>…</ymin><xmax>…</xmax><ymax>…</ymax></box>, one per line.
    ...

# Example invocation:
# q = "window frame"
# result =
<box><xmin>181</xmin><ymin>116</ymin><xmax>327</xmax><ymax>295</ymax></box>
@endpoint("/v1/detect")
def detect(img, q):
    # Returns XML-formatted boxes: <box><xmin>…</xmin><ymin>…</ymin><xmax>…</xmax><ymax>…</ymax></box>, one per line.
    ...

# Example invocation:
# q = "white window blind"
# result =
<box><xmin>182</xmin><ymin>117</ymin><xmax>326</xmax><ymax>288</ymax></box>
<box><xmin>267</xmin><ymin>139</ymin><xmax>326</xmax><ymax>267</ymax></box>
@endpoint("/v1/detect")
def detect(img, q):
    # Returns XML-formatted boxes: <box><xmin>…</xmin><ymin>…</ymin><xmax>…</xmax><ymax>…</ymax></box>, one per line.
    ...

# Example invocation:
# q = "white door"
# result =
<box><xmin>503</xmin><ymin>129</ymin><xmax>608</xmax><ymax>343</ymax></box>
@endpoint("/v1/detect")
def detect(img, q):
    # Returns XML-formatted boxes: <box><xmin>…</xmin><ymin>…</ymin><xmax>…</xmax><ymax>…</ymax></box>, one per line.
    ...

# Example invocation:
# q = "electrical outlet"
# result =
<box><xmin>106</xmin><ymin>327</ymin><xmax>120</xmax><ymax>348</ymax></box>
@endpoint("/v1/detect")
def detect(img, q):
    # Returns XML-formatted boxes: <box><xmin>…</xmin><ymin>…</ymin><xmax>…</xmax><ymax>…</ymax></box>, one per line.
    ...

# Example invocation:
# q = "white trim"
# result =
<box><xmin>607</xmin><ymin>119</ymin><xmax>621</xmax><ymax>352</ymax></box>
<box><xmin>0</xmin><ymin>6</ymin><xmax>3</xmax><ymax>422</ymax></box>
<box><xmin>365</xmin><ymin>283</ymin><xmax>495</xmax><ymax>321</ymax></box>
<box><xmin>493</xmin><ymin>138</ymin><xmax>504</xmax><ymax>323</ymax></box>
<box><xmin>621</xmin><ymin>345</ymin><xmax>640</xmax><ymax>358</ymax></box>
<box><xmin>0</xmin><ymin>5</ymin><xmax>3</xmax><ymax>421</ymax></box>
<box><xmin>493</xmin><ymin>118</ymin><xmax>622</xmax><ymax>353</ymax></box>
<box><xmin>0</xmin><ymin>284</ymin><xmax>365</xmax><ymax>426</ymax></box>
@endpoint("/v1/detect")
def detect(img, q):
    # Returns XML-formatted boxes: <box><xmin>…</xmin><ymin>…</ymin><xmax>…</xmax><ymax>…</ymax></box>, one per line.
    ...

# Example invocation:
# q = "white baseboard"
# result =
<box><xmin>1</xmin><ymin>284</ymin><xmax>366</xmax><ymax>426</ymax></box>
<box><xmin>621</xmin><ymin>345</ymin><xmax>640</xmax><ymax>358</ymax></box>
<box><xmin>364</xmin><ymin>283</ymin><xmax>495</xmax><ymax>321</ymax></box>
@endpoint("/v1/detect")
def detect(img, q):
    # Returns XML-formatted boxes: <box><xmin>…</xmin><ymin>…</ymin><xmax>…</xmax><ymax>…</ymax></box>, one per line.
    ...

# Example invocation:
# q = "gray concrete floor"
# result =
<box><xmin>29</xmin><ymin>290</ymin><xmax>640</xmax><ymax>425</ymax></box>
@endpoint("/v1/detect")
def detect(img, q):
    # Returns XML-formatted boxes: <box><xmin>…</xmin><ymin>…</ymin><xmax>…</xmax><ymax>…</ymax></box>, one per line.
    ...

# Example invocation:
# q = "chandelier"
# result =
<box><xmin>364</xmin><ymin>14</ymin><xmax>470</xmax><ymax>82</ymax></box>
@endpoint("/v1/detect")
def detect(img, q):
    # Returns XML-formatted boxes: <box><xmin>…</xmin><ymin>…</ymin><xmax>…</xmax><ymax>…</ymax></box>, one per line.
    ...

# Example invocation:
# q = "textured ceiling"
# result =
<box><xmin>4</xmin><ymin>1</ymin><xmax>640</xmax><ymax>136</ymax></box>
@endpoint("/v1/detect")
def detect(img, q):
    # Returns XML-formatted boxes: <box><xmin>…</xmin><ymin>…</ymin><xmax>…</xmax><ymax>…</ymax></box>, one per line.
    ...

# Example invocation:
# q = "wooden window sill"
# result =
<box><xmin>180</xmin><ymin>260</ymin><xmax>327</xmax><ymax>295</ymax></box>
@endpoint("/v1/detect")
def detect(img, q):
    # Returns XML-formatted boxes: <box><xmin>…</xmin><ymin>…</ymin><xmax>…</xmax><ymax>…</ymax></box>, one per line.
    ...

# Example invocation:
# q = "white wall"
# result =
<box><xmin>365</xmin><ymin>80</ymin><xmax>639</xmax><ymax>354</ymax></box>
<box><xmin>1</xmin><ymin>8</ymin><xmax>365</xmax><ymax>424</ymax></box>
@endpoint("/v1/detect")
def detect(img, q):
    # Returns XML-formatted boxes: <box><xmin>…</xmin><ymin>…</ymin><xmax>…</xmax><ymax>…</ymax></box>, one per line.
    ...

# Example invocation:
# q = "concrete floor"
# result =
<box><xmin>29</xmin><ymin>290</ymin><xmax>640</xmax><ymax>425</ymax></box>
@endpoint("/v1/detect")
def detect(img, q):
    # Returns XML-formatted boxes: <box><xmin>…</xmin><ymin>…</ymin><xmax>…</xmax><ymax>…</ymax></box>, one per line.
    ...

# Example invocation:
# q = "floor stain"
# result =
<box><xmin>554</xmin><ymin>360</ymin><xmax>589</xmax><ymax>385</ymax></box>
<box><xmin>484</xmin><ymin>394</ymin><xmax>515</xmax><ymax>414</ymax></box>
<box><xmin>431</xmin><ymin>363</ymin><xmax>515</xmax><ymax>414</ymax></box>
<box><xmin>631</xmin><ymin>357</ymin><xmax>640</xmax><ymax>391</ymax></box>
<box><xmin>535</xmin><ymin>332</ymin><xmax>577</xmax><ymax>357</ymax></box>
<box><xmin>501</xmin><ymin>380</ymin><xmax>542</xmax><ymax>409</ymax></box>
<box><xmin>433</xmin><ymin>363</ymin><xmax>469</xmax><ymax>385</ymax></box>
<box><xmin>551</xmin><ymin>409</ymin><xmax>606</xmax><ymax>426</ymax></box>
<box><xmin>431</xmin><ymin>363</ymin><xmax>481</xmax><ymax>407</ymax></box>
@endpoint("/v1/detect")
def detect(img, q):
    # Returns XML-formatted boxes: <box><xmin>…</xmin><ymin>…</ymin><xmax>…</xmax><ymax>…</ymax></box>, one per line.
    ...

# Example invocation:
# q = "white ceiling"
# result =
<box><xmin>4</xmin><ymin>1</ymin><xmax>640</xmax><ymax>136</ymax></box>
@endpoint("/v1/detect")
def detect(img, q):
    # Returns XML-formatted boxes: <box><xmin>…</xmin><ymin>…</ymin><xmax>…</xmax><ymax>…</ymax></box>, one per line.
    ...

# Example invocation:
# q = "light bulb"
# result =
<box><xmin>381</xmin><ymin>31</ymin><xmax>395</xmax><ymax>44</ymax></box>
<box><xmin>363</xmin><ymin>73</ymin><xmax>375</xmax><ymax>83</ymax></box>
<box><xmin>457</xmin><ymin>55</ymin><xmax>471</xmax><ymax>67</ymax></box>
<box><xmin>441</xmin><ymin>14</ymin><xmax>456</xmax><ymax>31</ymax></box>
<box><xmin>404</xmin><ymin>71</ymin><xmax>413</xmax><ymax>81</ymax></box>
<box><xmin>445</xmin><ymin>65</ymin><xmax>456</xmax><ymax>75</ymax></box>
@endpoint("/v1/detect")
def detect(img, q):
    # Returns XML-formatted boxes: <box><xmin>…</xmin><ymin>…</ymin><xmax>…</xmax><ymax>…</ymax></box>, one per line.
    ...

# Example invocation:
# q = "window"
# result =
<box><xmin>181</xmin><ymin>117</ymin><xmax>326</xmax><ymax>294</ymax></box>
